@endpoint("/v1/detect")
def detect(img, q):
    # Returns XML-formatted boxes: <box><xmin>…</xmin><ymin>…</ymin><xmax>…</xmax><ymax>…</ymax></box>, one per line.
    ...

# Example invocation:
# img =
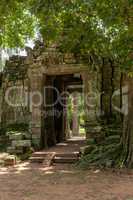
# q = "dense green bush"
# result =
<box><xmin>78</xmin><ymin>120</ymin><xmax>123</xmax><ymax>169</ymax></box>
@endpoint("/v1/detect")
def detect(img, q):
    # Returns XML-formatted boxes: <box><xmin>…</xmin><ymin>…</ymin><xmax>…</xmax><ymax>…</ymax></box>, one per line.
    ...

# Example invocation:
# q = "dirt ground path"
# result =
<box><xmin>0</xmin><ymin>162</ymin><xmax>133</xmax><ymax>200</ymax></box>
<box><xmin>0</xmin><ymin>138</ymin><xmax>133</xmax><ymax>200</ymax></box>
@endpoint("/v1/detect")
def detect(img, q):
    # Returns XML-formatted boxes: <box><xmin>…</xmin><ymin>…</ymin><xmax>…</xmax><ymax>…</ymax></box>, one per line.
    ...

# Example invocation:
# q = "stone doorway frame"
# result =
<box><xmin>28</xmin><ymin>63</ymin><xmax>90</xmax><ymax>149</ymax></box>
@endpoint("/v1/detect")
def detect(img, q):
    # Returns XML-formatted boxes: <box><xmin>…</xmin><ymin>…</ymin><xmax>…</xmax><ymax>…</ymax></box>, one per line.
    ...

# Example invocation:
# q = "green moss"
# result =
<box><xmin>0</xmin><ymin>123</ymin><xmax>29</xmax><ymax>136</ymax></box>
<box><xmin>6</xmin><ymin>123</ymin><xmax>29</xmax><ymax>132</ymax></box>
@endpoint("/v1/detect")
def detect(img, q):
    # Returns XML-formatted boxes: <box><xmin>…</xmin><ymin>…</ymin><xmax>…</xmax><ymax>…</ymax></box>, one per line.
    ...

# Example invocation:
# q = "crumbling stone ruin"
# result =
<box><xmin>0</xmin><ymin>41</ymin><xmax>123</xmax><ymax>152</ymax></box>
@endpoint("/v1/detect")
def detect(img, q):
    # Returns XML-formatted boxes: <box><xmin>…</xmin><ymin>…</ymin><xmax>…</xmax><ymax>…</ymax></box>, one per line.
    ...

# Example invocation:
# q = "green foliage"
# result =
<box><xmin>0</xmin><ymin>0</ymin><xmax>36</xmax><ymax>47</ymax></box>
<box><xmin>19</xmin><ymin>147</ymin><xmax>33</xmax><ymax>161</ymax></box>
<box><xmin>0</xmin><ymin>0</ymin><xmax>132</xmax><ymax>71</ymax></box>
<box><xmin>0</xmin><ymin>143</ymin><xmax>7</xmax><ymax>152</ymax></box>
<box><xmin>29</xmin><ymin>0</ymin><xmax>133</xmax><ymax>70</ymax></box>
<box><xmin>6</xmin><ymin>123</ymin><xmax>29</xmax><ymax>132</ymax></box>
<box><xmin>0</xmin><ymin>122</ymin><xmax>29</xmax><ymax>136</ymax></box>
<box><xmin>78</xmin><ymin>120</ymin><xmax>123</xmax><ymax>168</ymax></box>
<box><xmin>78</xmin><ymin>143</ymin><xmax>122</xmax><ymax>169</ymax></box>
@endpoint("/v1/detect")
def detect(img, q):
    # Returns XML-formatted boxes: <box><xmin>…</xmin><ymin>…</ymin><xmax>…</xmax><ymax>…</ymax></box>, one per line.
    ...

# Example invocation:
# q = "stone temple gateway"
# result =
<box><xmin>0</xmin><ymin>41</ymin><xmax>98</xmax><ymax>150</ymax></box>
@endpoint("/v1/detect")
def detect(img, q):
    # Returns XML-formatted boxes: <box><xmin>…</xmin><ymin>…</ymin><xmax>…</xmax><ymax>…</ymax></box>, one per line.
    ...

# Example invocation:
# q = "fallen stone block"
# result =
<box><xmin>12</xmin><ymin>140</ymin><xmax>31</xmax><ymax>147</ymax></box>
<box><xmin>7</xmin><ymin>146</ymin><xmax>15</xmax><ymax>154</ymax></box>
<box><xmin>9</xmin><ymin>133</ymin><xmax>23</xmax><ymax>140</ymax></box>
<box><xmin>4</xmin><ymin>155</ymin><xmax>16</xmax><ymax>166</ymax></box>
<box><xmin>23</xmin><ymin>132</ymin><xmax>31</xmax><ymax>139</ymax></box>
<box><xmin>7</xmin><ymin>146</ymin><xmax>23</xmax><ymax>154</ymax></box>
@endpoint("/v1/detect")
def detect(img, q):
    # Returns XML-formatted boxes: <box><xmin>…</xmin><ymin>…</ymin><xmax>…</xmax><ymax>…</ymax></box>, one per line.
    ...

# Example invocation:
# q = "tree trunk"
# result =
<box><xmin>120</xmin><ymin>72</ymin><xmax>124</xmax><ymax>122</ymax></box>
<box><xmin>100</xmin><ymin>58</ymin><xmax>114</xmax><ymax>123</ymax></box>
<box><xmin>122</xmin><ymin>78</ymin><xmax>133</xmax><ymax>168</ymax></box>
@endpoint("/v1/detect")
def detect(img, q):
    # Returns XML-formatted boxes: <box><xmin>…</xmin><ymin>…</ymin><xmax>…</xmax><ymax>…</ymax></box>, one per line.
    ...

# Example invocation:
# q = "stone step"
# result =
<box><xmin>29</xmin><ymin>152</ymin><xmax>55</xmax><ymax>165</ymax></box>
<box><xmin>31</xmin><ymin>152</ymin><xmax>50</xmax><ymax>157</ymax></box>
<box><xmin>31</xmin><ymin>152</ymin><xmax>79</xmax><ymax>157</ymax></box>
<box><xmin>30</xmin><ymin>151</ymin><xmax>80</xmax><ymax>165</ymax></box>
<box><xmin>55</xmin><ymin>152</ymin><xmax>79</xmax><ymax>158</ymax></box>
<box><xmin>53</xmin><ymin>156</ymin><xmax>78</xmax><ymax>164</ymax></box>
<box><xmin>43</xmin><ymin>153</ymin><xmax>55</xmax><ymax>167</ymax></box>
<box><xmin>29</xmin><ymin>156</ymin><xmax>45</xmax><ymax>163</ymax></box>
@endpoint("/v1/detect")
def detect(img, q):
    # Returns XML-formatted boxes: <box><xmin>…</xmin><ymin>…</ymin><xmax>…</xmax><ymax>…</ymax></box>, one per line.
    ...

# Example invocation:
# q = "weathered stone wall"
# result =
<box><xmin>96</xmin><ymin>58</ymin><xmax>122</xmax><ymax>122</ymax></box>
<box><xmin>1</xmin><ymin>56</ymin><xmax>30</xmax><ymax>126</ymax></box>
<box><xmin>0</xmin><ymin>40</ymin><xmax>123</xmax><ymax>149</ymax></box>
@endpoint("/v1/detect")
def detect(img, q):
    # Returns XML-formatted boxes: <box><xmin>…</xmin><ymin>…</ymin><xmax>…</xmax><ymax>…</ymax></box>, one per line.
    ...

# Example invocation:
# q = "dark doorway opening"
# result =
<box><xmin>42</xmin><ymin>74</ymin><xmax>85</xmax><ymax>148</ymax></box>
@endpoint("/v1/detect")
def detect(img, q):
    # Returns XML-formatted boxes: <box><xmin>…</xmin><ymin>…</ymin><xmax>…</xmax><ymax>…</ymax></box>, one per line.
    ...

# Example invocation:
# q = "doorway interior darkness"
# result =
<box><xmin>41</xmin><ymin>74</ymin><xmax>84</xmax><ymax>148</ymax></box>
